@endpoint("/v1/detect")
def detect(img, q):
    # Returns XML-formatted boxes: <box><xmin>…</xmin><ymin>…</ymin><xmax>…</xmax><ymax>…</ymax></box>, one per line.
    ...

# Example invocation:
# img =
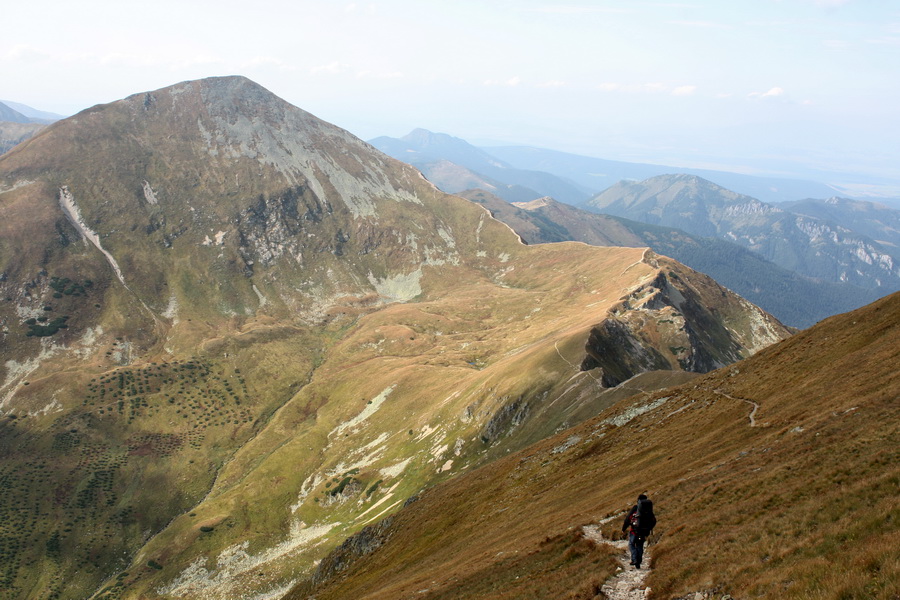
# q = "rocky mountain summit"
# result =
<box><xmin>0</xmin><ymin>77</ymin><xmax>790</xmax><ymax>600</ymax></box>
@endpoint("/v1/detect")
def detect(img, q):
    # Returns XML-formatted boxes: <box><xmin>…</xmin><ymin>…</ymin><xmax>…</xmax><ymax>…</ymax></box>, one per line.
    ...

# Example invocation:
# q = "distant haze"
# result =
<box><xmin>3</xmin><ymin>1</ymin><xmax>899</xmax><ymax>193</ymax></box>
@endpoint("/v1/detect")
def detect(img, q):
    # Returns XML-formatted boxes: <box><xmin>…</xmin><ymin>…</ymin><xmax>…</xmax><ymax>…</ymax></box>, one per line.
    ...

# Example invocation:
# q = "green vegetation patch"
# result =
<box><xmin>49</xmin><ymin>276</ymin><xmax>93</xmax><ymax>297</ymax></box>
<box><xmin>26</xmin><ymin>315</ymin><xmax>69</xmax><ymax>337</ymax></box>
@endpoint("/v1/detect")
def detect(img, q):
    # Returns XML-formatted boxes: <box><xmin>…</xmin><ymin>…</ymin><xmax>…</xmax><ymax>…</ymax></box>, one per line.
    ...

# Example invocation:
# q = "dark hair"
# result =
<box><xmin>638</xmin><ymin>494</ymin><xmax>648</xmax><ymax>501</ymax></box>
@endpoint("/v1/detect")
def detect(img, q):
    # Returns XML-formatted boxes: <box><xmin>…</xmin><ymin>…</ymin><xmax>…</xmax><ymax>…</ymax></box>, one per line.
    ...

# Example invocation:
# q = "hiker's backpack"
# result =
<box><xmin>633</xmin><ymin>498</ymin><xmax>656</xmax><ymax>536</ymax></box>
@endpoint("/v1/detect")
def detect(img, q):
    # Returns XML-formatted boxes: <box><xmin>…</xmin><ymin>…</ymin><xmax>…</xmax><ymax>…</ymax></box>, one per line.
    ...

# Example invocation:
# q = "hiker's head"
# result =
<box><xmin>638</xmin><ymin>494</ymin><xmax>648</xmax><ymax>501</ymax></box>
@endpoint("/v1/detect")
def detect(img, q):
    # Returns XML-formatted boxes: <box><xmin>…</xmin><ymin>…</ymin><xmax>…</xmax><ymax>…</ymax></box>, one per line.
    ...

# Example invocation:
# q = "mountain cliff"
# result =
<box><xmin>0</xmin><ymin>77</ymin><xmax>790</xmax><ymax>600</ymax></box>
<box><xmin>778</xmin><ymin>196</ymin><xmax>900</xmax><ymax>249</ymax></box>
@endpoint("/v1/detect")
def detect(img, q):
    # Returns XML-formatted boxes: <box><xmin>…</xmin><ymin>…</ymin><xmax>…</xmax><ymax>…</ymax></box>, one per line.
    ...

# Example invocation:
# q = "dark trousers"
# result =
<box><xmin>628</xmin><ymin>532</ymin><xmax>646</xmax><ymax>567</ymax></box>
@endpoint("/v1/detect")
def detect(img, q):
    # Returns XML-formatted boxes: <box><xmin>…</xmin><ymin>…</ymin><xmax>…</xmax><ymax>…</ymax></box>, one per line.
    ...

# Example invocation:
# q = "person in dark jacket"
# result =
<box><xmin>622</xmin><ymin>493</ymin><xmax>656</xmax><ymax>569</ymax></box>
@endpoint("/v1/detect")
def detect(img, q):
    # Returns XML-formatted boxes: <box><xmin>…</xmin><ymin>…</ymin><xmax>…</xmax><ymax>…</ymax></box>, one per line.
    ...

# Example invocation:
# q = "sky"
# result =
<box><xmin>3</xmin><ymin>0</ymin><xmax>900</xmax><ymax>193</ymax></box>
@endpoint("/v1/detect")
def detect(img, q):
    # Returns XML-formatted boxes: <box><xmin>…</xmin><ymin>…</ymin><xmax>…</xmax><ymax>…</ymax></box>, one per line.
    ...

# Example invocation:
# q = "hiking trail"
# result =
<box><xmin>582</xmin><ymin>516</ymin><xmax>650</xmax><ymax>600</ymax></box>
<box><xmin>713</xmin><ymin>388</ymin><xmax>760</xmax><ymax>427</ymax></box>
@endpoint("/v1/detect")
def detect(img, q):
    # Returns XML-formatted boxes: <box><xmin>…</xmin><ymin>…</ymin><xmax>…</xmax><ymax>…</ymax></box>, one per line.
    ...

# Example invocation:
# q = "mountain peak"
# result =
<box><xmin>650</xmin><ymin>173</ymin><xmax>718</xmax><ymax>188</ymax></box>
<box><xmin>113</xmin><ymin>75</ymin><xmax>292</xmax><ymax>119</ymax></box>
<box><xmin>401</xmin><ymin>128</ymin><xmax>467</xmax><ymax>148</ymax></box>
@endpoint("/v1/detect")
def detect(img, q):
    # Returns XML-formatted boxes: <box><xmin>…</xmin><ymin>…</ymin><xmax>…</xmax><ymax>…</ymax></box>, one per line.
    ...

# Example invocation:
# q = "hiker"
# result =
<box><xmin>622</xmin><ymin>493</ymin><xmax>656</xmax><ymax>569</ymax></box>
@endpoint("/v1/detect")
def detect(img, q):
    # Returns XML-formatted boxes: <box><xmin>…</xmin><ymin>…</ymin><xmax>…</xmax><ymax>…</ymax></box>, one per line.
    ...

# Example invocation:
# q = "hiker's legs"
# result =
<box><xmin>628</xmin><ymin>533</ymin><xmax>645</xmax><ymax>567</ymax></box>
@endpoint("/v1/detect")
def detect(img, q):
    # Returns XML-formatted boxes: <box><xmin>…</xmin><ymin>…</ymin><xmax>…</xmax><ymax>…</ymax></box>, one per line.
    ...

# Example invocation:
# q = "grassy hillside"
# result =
<box><xmin>293</xmin><ymin>291</ymin><xmax>899</xmax><ymax>600</ymax></box>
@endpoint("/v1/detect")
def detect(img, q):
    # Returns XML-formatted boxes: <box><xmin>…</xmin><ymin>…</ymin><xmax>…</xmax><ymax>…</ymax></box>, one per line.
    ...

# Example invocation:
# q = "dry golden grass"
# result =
<box><xmin>295</xmin><ymin>292</ymin><xmax>900</xmax><ymax>600</ymax></box>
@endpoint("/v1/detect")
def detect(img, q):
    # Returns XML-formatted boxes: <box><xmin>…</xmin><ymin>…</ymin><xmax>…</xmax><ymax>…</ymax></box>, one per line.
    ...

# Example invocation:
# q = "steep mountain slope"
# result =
<box><xmin>778</xmin><ymin>196</ymin><xmax>900</xmax><ymax>249</ymax></box>
<box><xmin>0</xmin><ymin>77</ymin><xmax>790</xmax><ymax>600</ymax></box>
<box><xmin>369</xmin><ymin>129</ymin><xmax>591</xmax><ymax>204</ymax></box>
<box><xmin>461</xmin><ymin>189</ymin><xmax>878</xmax><ymax>328</ymax></box>
<box><xmin>290</xmin><ymin>290</ymin><xmax>900</xmax><ymax>600</ymax></box>
<box><xmin>588</xmin><ymin>174</ymin><xmax>900</xmax><ymax>292</ymax></box>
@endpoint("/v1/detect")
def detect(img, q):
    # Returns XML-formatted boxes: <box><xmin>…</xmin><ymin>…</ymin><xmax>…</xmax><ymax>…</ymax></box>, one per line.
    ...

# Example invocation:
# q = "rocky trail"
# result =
<box><xmin>582</xmin><ymin>517</ymin><xmax>650</xmax><ymax>600</ymax></box>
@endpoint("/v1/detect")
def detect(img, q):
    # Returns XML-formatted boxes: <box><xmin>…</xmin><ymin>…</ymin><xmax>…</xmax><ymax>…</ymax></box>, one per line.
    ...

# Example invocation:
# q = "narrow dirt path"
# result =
<box><xmin>582</xmin><ymin>517</ymin><xmax>650</xmax><ymax>600</ymax></box>
<box><xmin>713</xmin><ymin>388</ymin><xmax>760</xmax><ymax>427</ymax></box>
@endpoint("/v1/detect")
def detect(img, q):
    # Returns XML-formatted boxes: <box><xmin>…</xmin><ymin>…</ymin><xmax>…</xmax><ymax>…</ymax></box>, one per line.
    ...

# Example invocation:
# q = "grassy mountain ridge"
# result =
<box><xmin>0</xmin><ymin>77</ymin><xmax>790</xmax><ymax>599</ymax></box>
<box><xmin>461</xmin><ymin>189</ymin><xmax>878</xmax><ymax>328</ymax></box>
<box><xmin>290</xmin><ymin>290</ymin><xmax>900</xmax><ymax>600</ymax></box>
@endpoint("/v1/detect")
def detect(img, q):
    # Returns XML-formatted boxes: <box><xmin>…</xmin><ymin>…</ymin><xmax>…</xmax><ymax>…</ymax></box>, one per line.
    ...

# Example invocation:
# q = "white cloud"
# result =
<box><xmin>749</xmin><ymin>87</ymin><xmax>786</xmax><ymax>99</ymax></box>
<box><xmin>672</xmin><ymin>85</ymin><xmax>697</xmax><ymax>96</ymax></box>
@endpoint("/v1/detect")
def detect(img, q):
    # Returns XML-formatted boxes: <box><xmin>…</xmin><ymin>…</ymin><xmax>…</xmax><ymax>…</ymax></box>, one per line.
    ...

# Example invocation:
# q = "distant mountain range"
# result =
<box><xmin>461</xmin><ymin>190</ymin><xmax>879</xmax><ymax>328</ymax></box>
<box><xmin>369</xmin><ymin>129</ymin><xmax>592</xmax><ymax>204</ymax></box>
<box><xmin>485</xmin><ymin>144</ymin><xmax>844</xmax><ymax>204</ymax></box>
<box><xmin>371</xmin><ymin>128</ymin><xmax>848</xmax><ymax>204</ymax></box>
<box><xmin>0</xmin><ymin>100</ymin><xmax>64</xmax><ymax>124</ymax></box>
<box><xmin>588</xmin><ymin>174</ymin><xmax>900</xmax><ymax>293</ymax></box>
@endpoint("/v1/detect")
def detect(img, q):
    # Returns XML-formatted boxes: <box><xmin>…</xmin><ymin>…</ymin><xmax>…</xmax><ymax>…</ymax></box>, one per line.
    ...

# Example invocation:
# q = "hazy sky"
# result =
<box><xmin>4</xmin><ymin>1</ymin><xmax>899</xmax><ymax>190</ymax></box>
